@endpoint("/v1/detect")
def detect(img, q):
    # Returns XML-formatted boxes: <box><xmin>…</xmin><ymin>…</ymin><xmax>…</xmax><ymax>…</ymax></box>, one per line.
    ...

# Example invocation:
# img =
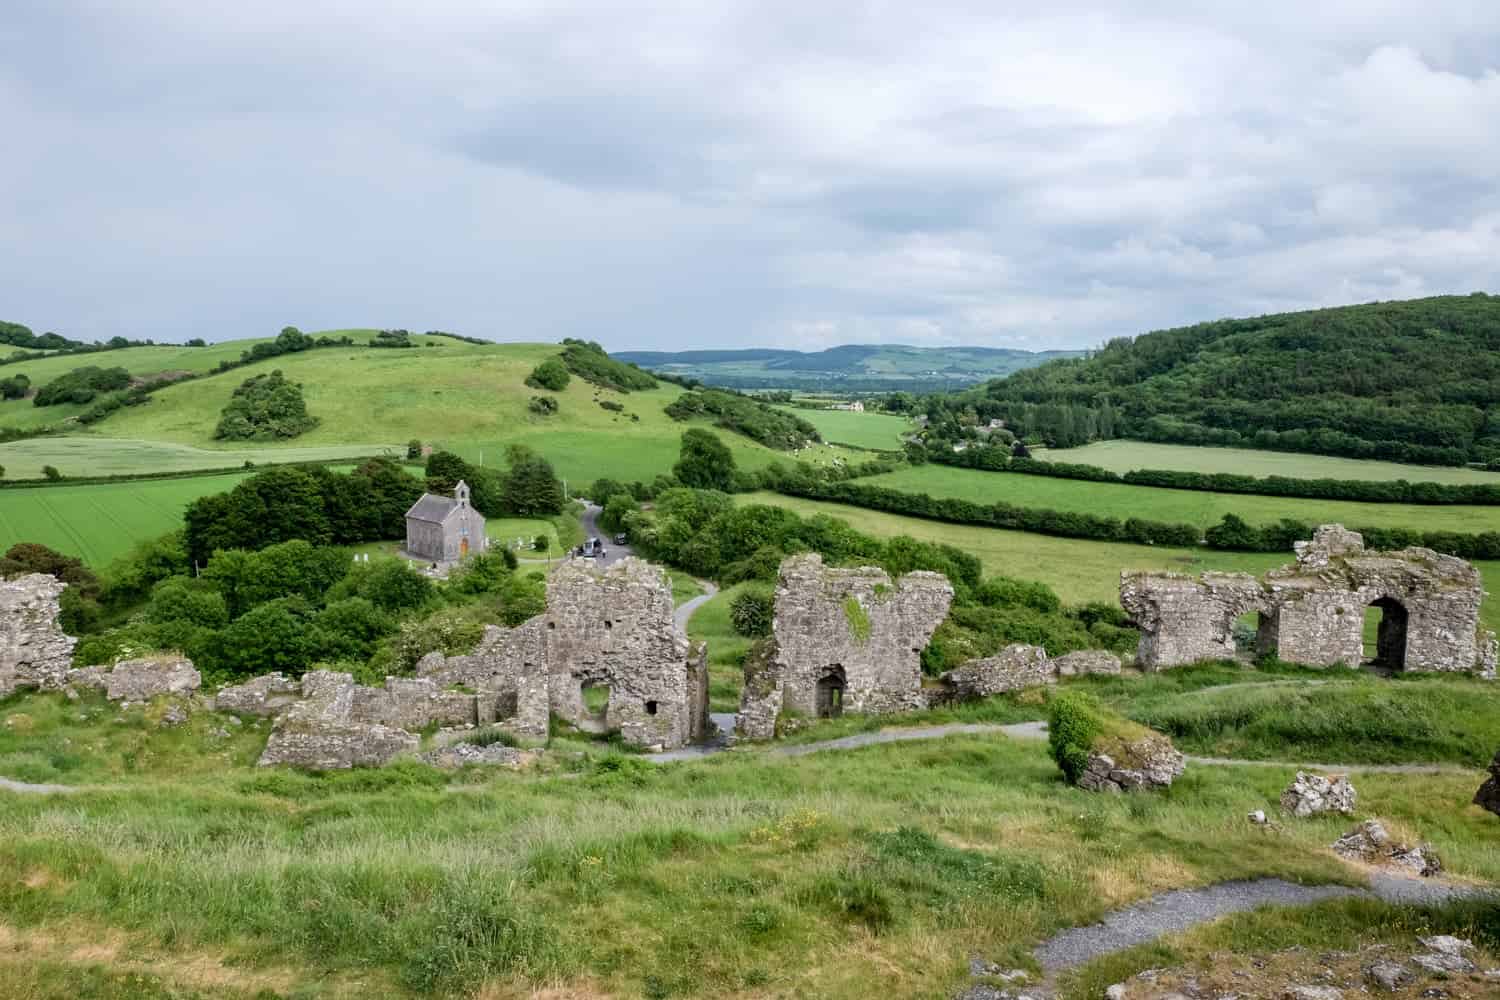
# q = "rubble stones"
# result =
<box><xmin>1280</xmin><ymin>772</ymin><xmax>1357</xmax><ymax>817</ymax></box>
<box><xmin>418</xmin><ymin>742</ymin><xmax>539</xmax><ymax>769</ymax></box>
<box><xmin>1473</xmin><ymin>750</ymin><xmax>1500</xmax><ymax>817</ymax></box>
<box><xmin>1283</xmin><ymin>988</ymin><xmax>1341</xmax><ymax>1000</ymax></box>
<box><xmin>258</xmin><ymin>671</ymin><xmax>418</xmax><ymax>769</ymax></box>
<box><xmin>104</xmin><ymin>657</ymin><xmax>201</xmax><ymax>702</ymax></box>
<box><xmin>214</xmin><ymin>673</ymin><xmax>301</xmax><ymax>717</ymax></box>
<box><xmin>1409</xmin><ymin>952</ymin><xmax>1474</xmax><ymax>975</ymax></box>
<box><xmin>939</xmin><ymin>644</ymin><xmax>1051</xmax><ymax>699</ymax></box>
<box><xmin>0</xmin><ymin>574</ymin><xmax>77</xmax><ymax>698</ymax></box>
<box><xmin>1332</xmin><ymin>820</ymin><xmax>1442</xmax><ymax>877</ymax></box>
<box><xmin>736</xmin><ymin>553</ymin><xmax>952</xmax><ymax>740</ymax></box>
<box><xmin>1364</xmin><ymin>960</ymin><xmax>1411</xmax><ymax>991</ymax></box>
<box><xmin>1052</xmin><ymin>649</ymin><xmax>1122</xmax><ymax>676</ymax></box>
<box><xmin>1077</xmin><ymin>736</ymin><xmax>1186</xmax><ymax>792</ymax></box>
<box><xmin>1121</xmin><ymin>525</ymin><xmax>1495</xmax><ymax>675</ymax></box>
<box><xmin>1418</xmin><ymin>936</ymin><xmax>1472</xmax><ymax>958</ymax></box>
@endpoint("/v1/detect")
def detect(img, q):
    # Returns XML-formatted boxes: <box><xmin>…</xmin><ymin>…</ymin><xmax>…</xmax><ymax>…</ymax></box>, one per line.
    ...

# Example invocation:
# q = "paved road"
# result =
<box><xmin>674</xmin><ymin>580</ymin><xmax>718</xmax><ymax>632</ymax></box>
<box><xmin>577</xmin><ymin>501</ymin><xmax>633</xmax><ymax>567</ymax></box>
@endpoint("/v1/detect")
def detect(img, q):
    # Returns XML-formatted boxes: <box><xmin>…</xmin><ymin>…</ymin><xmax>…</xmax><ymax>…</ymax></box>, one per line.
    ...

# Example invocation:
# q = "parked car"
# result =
<box><xmin>613</xmin><ymin>533</ymin><xmax>627</xmax><ymax>545</ymax></box>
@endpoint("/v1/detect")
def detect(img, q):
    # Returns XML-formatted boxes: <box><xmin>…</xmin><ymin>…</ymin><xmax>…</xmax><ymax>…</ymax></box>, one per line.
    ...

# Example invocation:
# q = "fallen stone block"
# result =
<box><xmin>214</xmin><ymin>672</ymin><xmax>301</xmax><ymax>718</ymax></box>
<box><xmin>1077</xmin><ymin>736</ymin><xmax>1185</xmax><ymax>793</ymax></box>
<box><xmin>1332</xmin><ymin>819</ymin><xmax>1442</xmax><ymax>877</ymax></box>
<box><xmin>1052</xmin><ymin>649</ymin><xmax>1122</xmax><ymax>676</ymax></box>
<box><xmin>105</xmin><ymin>657</ymin><xmax>201</xmax><ymax>702</ymax></box>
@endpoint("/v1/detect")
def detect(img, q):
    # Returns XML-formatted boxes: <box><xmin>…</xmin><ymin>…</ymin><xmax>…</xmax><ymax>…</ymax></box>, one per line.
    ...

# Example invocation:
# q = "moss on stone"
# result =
<box><xmin>843</xmin><ymin>595</ymin><xmax>871</xmax><ymax>644</ymax></box>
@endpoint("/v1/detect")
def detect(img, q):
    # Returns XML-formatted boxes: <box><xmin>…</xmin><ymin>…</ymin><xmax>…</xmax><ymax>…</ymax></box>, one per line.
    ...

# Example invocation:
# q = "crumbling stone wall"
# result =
<box><xmin>736</xmin><ymin>554</ymin><xmax>953</xmax><ymax>740</ymax></box>
<box><xmin>0</xmin><ymin>574</ymin><xmax>77</xmax><ymax>698</ymax></box>
<box><xmin>1121</xmin><ymin>525</ymin><xmax>1495</xmax><ymax>675</ymax></box>
<box><xmin>418</xmin><ymin>557</ymin><xmax>709</xmax><ymax>750</ymax></box>
<box><xmin>1119</xmin><ymin>572</ymin><xmax>1268</xmax><ymax>670</ymax></box>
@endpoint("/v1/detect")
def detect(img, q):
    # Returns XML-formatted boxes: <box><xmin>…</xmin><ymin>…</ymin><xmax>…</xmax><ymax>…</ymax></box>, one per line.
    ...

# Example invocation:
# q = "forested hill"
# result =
<box><xmin>613</xmin><ymin>344</ymin><xmax>1081</xmax><ymax>391</ymax></box>
<box><xmin>954</xmin><ymin>293</ymin><xmax>1500</xmax><ymax>466</ymax></box>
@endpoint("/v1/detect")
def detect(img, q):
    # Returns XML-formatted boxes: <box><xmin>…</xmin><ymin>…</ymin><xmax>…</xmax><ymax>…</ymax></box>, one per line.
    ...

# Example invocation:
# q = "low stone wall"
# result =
<box><xmin>259</xmin><ymin>671</ymin><xmax>420</xmax><ymax>769</ymax></box>
<box><xmin>935</xmin><ymin>644</ymin><xmax>1121</xmax><ymax>703</ymax></box>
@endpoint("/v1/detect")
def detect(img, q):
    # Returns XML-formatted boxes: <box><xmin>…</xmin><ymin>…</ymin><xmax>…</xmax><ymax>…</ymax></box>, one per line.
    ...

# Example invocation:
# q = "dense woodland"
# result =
<box><xmin>929</xmin><ymin>294</ymin><xmax>1500</xmax><ymax>466</ymax></box>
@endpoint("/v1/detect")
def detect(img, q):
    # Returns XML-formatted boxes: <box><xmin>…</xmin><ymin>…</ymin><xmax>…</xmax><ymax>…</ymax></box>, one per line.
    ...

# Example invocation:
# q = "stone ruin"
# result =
<box><xmin>737</xmin><ymin>553</ymin><xmax>953</xmax><ymax>740</ymax></box>
<box><xmin>0</xmin><ymin>574</ymin><xmax>77</xmax><ymax>699</ymax></box>
<box><xmin>1121</xmin><ymin>524</ymin><xmax>1497</xmax><ymax>675</ymax></box>
<box><xmin>238</xmin><ymin>557</ymin><xmax>709</xmax><ymax>767</ymax></box>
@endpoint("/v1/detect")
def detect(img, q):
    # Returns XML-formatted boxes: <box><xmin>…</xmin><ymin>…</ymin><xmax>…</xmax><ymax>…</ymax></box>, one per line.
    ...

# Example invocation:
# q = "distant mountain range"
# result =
<box><xmin>611</xmin><ymin>344</ymin><xmax>1083</xmax><ymax>391</ymax></box>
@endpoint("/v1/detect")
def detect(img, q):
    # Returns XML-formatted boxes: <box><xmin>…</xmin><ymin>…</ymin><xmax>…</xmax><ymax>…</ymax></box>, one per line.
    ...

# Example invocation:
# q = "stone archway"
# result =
<box><xmin>1366</xmin><ymin>596</ymin><xmax>1409</xmax><ymax>671</ymax></box>
<box><xmin>815</xmin><ymin>666</ymin><xmax>846</xmax><ymax>718</ymax></box>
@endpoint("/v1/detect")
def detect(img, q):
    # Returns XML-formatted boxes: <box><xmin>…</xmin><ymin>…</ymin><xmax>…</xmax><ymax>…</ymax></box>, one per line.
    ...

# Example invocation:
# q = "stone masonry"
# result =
<box><xmin>736</xmin><ymin>553</ymin><xmax>953</xmax><ymax>740</ymax></box>
<box><xmin>0</xmin><ymin>573</ymin><xmax>77</xmax><ymax>698</ymax></box>
<box><xmin>934</xmin><ymin>644</ymin><xmax>1121</xmax><ymax>702</ymax></box>
<box><xmin>1121</xmin><ymin>525</ymin><xmax>1495</xmax><ymax>674</ymax></box>
<box><xmin>419</xmin><ymin>557</ymin><xmax>709</xmax><ymax>751</ymax></box>
<box><xmin>258</xmin><ymin>671</ymin><xmax>421</xmax><ymax>769</ymax></box>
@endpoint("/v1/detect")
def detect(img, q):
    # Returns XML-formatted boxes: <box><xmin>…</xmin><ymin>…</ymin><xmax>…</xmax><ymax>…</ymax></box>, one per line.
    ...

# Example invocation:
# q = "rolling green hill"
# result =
<box><xmin>945</xmin><ymin>293</ymin><xmax>1500</xmax><ymax>466</ymax></box>
<box><xmin>614</xmin><ymin>343</ymin><xmax>1081</xmax><ymax>391</ymax></box>
<box><xmin>0</xmin><ymin>333</ymin><xmax>856</xmax><ymax>485</ymax></box>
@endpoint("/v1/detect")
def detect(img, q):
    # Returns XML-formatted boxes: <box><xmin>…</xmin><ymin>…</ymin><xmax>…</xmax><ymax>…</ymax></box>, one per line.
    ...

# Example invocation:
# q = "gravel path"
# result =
<box><xmin>1033</xmin><ymin>874</ymin><xmax>1490</xmax><ymax>972</ymax></box>
<box><xmin>674</xmin><ymin>579</ymin><xmax>718</xmax><ymax>632</ymax></box>
<box><xmin>0</xmin><ymin>775</ymin><xmax>77</xmax><ymax>795</ymax></box>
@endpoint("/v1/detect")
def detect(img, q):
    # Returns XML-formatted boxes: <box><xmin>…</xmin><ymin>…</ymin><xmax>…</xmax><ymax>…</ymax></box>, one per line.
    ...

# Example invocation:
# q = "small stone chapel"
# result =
<box><xmin>404</xmin><ymin>481</ymin><xmax>486</xmax><ymax>562</ymax></box>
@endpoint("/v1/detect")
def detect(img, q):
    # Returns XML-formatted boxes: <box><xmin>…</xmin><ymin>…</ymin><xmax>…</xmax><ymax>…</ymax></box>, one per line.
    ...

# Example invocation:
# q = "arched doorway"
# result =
<box><xmin>815</xmin><ymin>666</ymin><xmax>846</xmax><ymax>718</ymax></box>
<box><xmin>1363</xmin><ymin>597</ymin><xmax>1408</xmax><ymax>671</ymax></box>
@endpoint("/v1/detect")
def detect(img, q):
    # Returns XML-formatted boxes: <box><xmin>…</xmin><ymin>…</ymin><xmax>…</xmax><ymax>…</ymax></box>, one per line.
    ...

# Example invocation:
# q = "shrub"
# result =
<box><xmin>33</xmin><ymin>365</ymin><xmax>131</xmax><ymax>406</ymax></box>
<box><xmin>406</xmin><ymin>439</ymin><xmax>422</xmax><ymax>459</ymax></box>
<box><xmin>525</xmin><ymin>359</ymin><xmax>570</xmax><ymax>391</ymax></box>
<box><xmin>558</xmin><ymin>339</ymin><xmax>655</xmax><ymax>392</ymax></box>
<box><xmin>665</xmin><ymin>388</ymin><xmax>819</xmax><ymax>450</ymax></box>
<box><xmin>1048</xmin><ymin>689</ymin><xmax>1105</xmax><ymax>784</ymax></box>
<box><xmin>673</xmin><ymin>428</ymin><xmax>736</xmax><ymax>491</ymax></box>
<box><xmin>528</xmin><ymin>395</ymin><xmax>558</xmax><ymax>415</ymax></box>
<box><xmin>213</xmin><ymin>369</ymin><xmax>318</xmax><ymax>440</ymax></box>
<box><xmin>730</xmin><ymin>586</ymin><xmax>774</xmax><ymax>638</ymax></box>
<box><xmin>599</xmin><ymin>493</ymin><xmax>638</xmax><ymax>534</ymax></box>
<box><xmin>842</xmin><ymin>596</ymin><xmax>871</xmax><ymax>644</ymax></box>
<box><xmin>41</xmin><ymin>465</ymin><xmax>61</xmax><ymax>480</ymax></box>
<box><xmin>599</xmin><ymin>399</ymin><xmax>623</xmax><ymax>412</ymax></box>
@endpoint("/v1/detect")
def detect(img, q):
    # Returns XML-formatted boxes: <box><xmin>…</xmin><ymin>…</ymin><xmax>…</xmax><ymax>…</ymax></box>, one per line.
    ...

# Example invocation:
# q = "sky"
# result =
<box><xmin>4</xmin><ymin>2</ymin><xmax>1499</xmax><ymax>352</ymax></box>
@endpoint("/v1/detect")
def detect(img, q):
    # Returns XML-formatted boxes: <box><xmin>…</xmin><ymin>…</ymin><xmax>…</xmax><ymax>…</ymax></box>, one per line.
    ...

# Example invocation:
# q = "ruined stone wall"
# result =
<box><xmin>0</xmin><ymin>574</ymin><xmax>77</xmax><ymax>699</ymax></box>
<box><xmin>934</xmin><ymin>644</ymin><xmax>1121</xmax><ymax>703</ymax></box>
<box><xmin>259</xmin><ymin>671</ymin><xmax>419</xmax><ymax>769</ymax></box>
<box><xmin>416</xmin><ymin>557</ymin><xmax>707</xmax><ymax>750</ymax></box>
<box><xmin>1119</xmin><ymin>572</ymin><xmax>1267</xmax><ymax>670</ymax></box>
<box><xmin>737</xmin><ymin>554</ymin><xmax>952</xmax><ymax>735</ymax></box>
<box><xmin>1121</xmin><ymin>525</ymin><xmax>1494</xmax><ymax>675</ymax></box>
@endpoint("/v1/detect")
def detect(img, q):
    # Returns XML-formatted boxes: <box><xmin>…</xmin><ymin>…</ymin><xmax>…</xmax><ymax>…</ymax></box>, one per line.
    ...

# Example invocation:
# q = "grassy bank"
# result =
<box><xmin>773</xmin><ymin>406</ymin><xmax>910</xmax><ymax>450</ymax></box>
<box><xmin>4</xmin><ymin>684</ymin><xmax>1496</xmax><ymax>999</ymax></box>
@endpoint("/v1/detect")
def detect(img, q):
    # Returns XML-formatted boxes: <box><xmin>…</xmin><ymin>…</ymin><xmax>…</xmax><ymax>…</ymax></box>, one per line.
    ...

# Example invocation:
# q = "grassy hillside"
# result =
<box><xmin>1037</xmin><ymin>440</ymin><xmax>1500</xmax><ymax>483</ymax></box>
<box><xmin>0</xmin><ymin>438</ymin><xmax>397</xmax><ymax>480</ymax></box>
<box><xmin>1</xmin><ymin>336</ymin><xmax>855</xmax><ymax>483</ymax></box>
<box><xmin>957</xmin><ymin>293</ymin><xmax>1500</xmax><ymax>464</ymax></box>
<box><xmin>859</xmin><ymin>464</ymin><xmax>1500</xmax><ymax>533</ymax></box>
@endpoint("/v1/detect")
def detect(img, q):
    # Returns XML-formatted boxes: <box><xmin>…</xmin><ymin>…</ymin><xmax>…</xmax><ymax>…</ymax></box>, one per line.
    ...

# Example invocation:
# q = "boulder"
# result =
<box><xmin>1077</xmin><ymin>735</ymin><xmax>1185</xmax><ymax>792</ymax></box>
<box><xmin>1280</xmin><ymin>771</ymin><xmax>1356</xmax><ymax>817</ymax></box>
<box><xmin>104</xmin><ymin>657</ymin><xmax>201</xmax><ymax>702</ymax></box>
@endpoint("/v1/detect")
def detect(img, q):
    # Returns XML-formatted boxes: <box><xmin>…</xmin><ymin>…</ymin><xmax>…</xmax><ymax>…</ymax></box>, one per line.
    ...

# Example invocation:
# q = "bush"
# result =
<box><xmin>528</xmin><ymin>395</ymin><xmax>558</xmax><ymax>415</ymax></box>
<box><xmin>214</xmin><ymin>369</ymin><xmax>318</xmax><ymax>441</ymax></box>
<box><xmin>406</xmin><ymin>439</ymin><xmax>423</xmax><ymax>459</ymax></box>
<box><xmin>665</xmin><ymin>388</ymin><xmax>819</xmax><ymax>450</ymax></box>
<box><xmin>41</xmin><ymin>465</ymin><xmax>61</xmax><ymax>480</ymax></box>
<box><xmin>674</xmin><ymin>428</ymin><xmax>737</xmax><ymax>491</ymax></box>
<box><xmin>730</xmin><ymin>586</ymin><xmax>774</xmax><ymax>637</ymax></box>
<box><xmin>599</xmin><ymin>399</ymin><xmax>623</xmax><ymax>412</ymax></box>
<box><xmin>525</xmin><ymin>359</ymin><xmax>571</xmax><ymax>391</ymax></box>
<box><xmin>33</xmin><ymin>365</ymin><xmax>131</xmax><ymax>406</ymax></box>
<box><xmin>1048</xmin><ymin>689</ymin><xmax>1105</xmax><ymax>784</ymax></box>
<box><xmin>599</xmin><ymin>493</ymin><xmax>638</xmax><ymax>534</ymax></box>
<box><xmin>558</xmin><ymin>339</ymin><xmax>656</xmax><ymax>392</ymax></box>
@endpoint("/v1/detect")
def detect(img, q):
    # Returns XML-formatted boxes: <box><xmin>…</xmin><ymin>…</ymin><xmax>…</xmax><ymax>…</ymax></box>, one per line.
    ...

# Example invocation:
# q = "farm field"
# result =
<box><xmin>773</xmin><ymin>405</ymin><xmax>910</xmax><ymax>450</ymax></box>
<box><xmin>0</xmin><ymin>437</ymin><xmax>399</xmax><ymax>480</ymax></box>
<box><xmin>0</xmin><ymin>473</ymin><xmax>250</xmax><ymax>567</ymax></box>
<box><xmin>738</xmin><ymin>491</ymin><xmax>1500</xmax><ymax>634</ymax></box>
<box><xmin>8</xmin><ymin>335</ymin><xmax>854</xmax><ymax>484</ymax></box>
<box><xmin>858</xmin><ymin>464</ymin><xmax>1500</xmax><ymax>533</ymax></box>
<box><xmin>1038</xmin><ymin>439</ymin><xmax>1500</xmax><ymax>484</ymax></box>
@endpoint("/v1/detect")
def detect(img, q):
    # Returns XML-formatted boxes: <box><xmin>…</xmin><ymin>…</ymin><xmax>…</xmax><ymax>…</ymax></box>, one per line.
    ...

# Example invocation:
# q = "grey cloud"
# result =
<box><xmin>2</xmin><ymin>1</ymin><xmax>1498</xmax><ymax>350</ymax></box>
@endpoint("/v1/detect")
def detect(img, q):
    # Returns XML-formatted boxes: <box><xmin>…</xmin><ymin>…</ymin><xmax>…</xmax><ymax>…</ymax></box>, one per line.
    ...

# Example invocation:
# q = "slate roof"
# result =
<box><xmin>405</xmin><ymin>493</ymin><xmax>459</xmax><ymax>523</ymax></box>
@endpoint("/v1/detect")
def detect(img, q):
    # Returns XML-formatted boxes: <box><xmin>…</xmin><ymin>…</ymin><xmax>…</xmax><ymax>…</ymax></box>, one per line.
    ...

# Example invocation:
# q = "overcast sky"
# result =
<box><xmin>4</xmin><ymin>2</ymin><xmax>1499</xmax><ymax>351</ymax></box>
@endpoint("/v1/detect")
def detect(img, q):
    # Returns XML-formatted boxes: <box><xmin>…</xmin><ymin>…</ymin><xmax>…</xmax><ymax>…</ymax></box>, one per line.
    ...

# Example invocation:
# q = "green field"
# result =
<box><xmin>0</xmin><ymin>438</ymin><xmax>400</xmax><ymax>480</ymax></box>
<box><xmin>859</xmin><ymin>464</ymin><xmax>1500</xmax><ymax>533</ymax></box>
<box><xmin>0</xmin><ymin>335</ymin><xmax>856</xmax><ymax>484</ymax></box>
<box><xmin>774</xmin><ymin>406</ymin><xmax>910</xmax><ymax>450</ymax></box>
<box><xmin>1039</xmin><ymin>440</ymin><xmax>1500</xmax><ymax>484</ymax></box>
<box><xmin>0</xmin><ymin>474</ymin><xmax>250</xmax><ymax>566</ymax></box>
<box><xmin>739</xmin><ymin>491</ymin><xmax>1500</xmax><ymax>634</ymax></box>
